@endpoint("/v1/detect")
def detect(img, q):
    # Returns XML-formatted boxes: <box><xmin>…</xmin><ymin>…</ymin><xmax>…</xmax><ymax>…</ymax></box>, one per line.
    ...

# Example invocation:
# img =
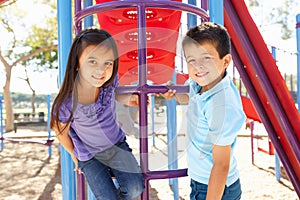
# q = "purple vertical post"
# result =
<box><xmin>74</xmin><ymin>0</ymin><xmax>82</xmax><ymax>34</ymax></box>
<box><xmin>250</xmin><ymin>121</ymin><xmax>254</xmax><ymax>165</ymax></box>
<box><xmin>137</xmin><ymin>3</ymin><xmax>150</xmax><ymax>200</ymax></box>
<box><xmin>47</xmin><ymin>94</ymin><xmax>52</xmax><ymax>157</ymax></box>
<box><xmin>296</xmin><ymin>14</ymin><xmax>300</xmax><ymax>111</ymax></box>
<box><xmin>201</xmin><ymin>0</ymin><xmax>208</xmax><ymax>11</ymax></box>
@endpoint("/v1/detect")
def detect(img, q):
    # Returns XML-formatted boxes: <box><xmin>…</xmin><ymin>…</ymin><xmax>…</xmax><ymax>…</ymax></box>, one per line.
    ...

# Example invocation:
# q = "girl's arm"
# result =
<box><xmin>53</xmin><ymin>121</ymin><xmax>73</xmax><ymax>153</ymax></box>
<box><xmin>52</xmin><ymin>121</ymin><xmax>79</xmax><ymax>171</ymax></box>
<box><xmin>206</xmin><ymin>145</ymin><xmax>231</xmax><ymax>200</ymax></box>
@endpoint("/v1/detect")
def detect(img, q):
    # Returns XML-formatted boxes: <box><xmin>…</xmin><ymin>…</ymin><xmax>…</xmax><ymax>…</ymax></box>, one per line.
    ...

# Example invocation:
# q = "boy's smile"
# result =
<box><xmin>184</xmin><ymin>42</ymin><xmax>231</xmax><ymax>93</ymax></box>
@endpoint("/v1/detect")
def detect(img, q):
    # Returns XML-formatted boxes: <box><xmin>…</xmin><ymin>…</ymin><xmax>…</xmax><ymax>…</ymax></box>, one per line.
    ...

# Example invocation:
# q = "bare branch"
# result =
<box><xmin>1</xmin><ymin>18</ymin><xmax>17</xmax><ymax>55</ymax></box>
<box><xmin>12</xmin><ymin>44</ymin><xmax>58</xmax><ymax>67</ymax></box>
<box><xmin>0</xmin><ymin>0</ymin><xmax>17</xmax><ymax>8</ymax></box>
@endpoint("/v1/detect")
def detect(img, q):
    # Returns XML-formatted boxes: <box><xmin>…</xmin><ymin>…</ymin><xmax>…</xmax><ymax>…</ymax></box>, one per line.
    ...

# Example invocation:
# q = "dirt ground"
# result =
<box><xmin>0</xmin><ymin>123</ymin><xmax>298</xmax><ymax>200</ymax></box>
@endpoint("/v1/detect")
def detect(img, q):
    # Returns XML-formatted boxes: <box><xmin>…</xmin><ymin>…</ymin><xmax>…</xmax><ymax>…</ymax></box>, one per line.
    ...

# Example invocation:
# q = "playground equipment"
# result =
<box><xmin>241</xmin><ymin>95</ymin><xmax>282</xmax><ymax>181</ymax></box>
<box><xmin>56</xmin><ymin>0</ymin><xmax>300</xmax><ymax>199</ymax></box>
<box><xmin>0</xmin><ymin>95</ymin><xmax>54</xmax><ymax>157</ymax></box>
<box><xmin>224</xmin><ymin>0</ymin><xmax>300</xmax><ymax>196</ymax></box>
<box><xmin>73</xmin><ymin>1</ymin><xmax>208</xmax><ymax>200</ymax></box>
<box><xmin>239</xmin><ymin>44</ymin><xmax>299</xmax><ymax>182</ymax></box>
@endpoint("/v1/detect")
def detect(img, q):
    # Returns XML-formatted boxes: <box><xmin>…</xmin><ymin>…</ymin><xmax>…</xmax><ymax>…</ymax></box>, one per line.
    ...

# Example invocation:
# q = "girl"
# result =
<box><xmin>50</xmin><ymin>28</ymin><xmax>144</xmax><ymax>200</ymax></box>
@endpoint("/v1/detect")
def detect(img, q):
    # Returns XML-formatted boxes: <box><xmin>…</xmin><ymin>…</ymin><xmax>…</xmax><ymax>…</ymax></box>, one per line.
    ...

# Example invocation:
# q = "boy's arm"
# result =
<box><xmin>115</xmin><ymin>94</ymin><xmax>139</xmax><ymax>107</ymax></box>
<box><xmin>206</xmin><ymin>145</ymin><xmax>231</xmax><ymax>200</ymax></box>
<box><xmin>160</xmin><ymin>89</ymin><xmax>189</xmax><ymax>104</ymax></box>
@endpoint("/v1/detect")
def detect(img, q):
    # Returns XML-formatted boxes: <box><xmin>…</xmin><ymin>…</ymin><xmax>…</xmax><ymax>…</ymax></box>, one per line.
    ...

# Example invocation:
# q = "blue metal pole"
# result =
<box><xmin>209</xmin><ymin>0</ymin><xmax>223</xmax><ymax>24</ymax></box>
<box><xmin>151</xmin><ymin>95</ymin><xmax>156</xmax><ymax>147</ymax></box>
<box><xmin>84</xmin><ymin>0</ymin><xmax>93</xmax><ymax>28</ymax></box>
<box><xmin>296</xmin><ymin>14</ymin><xmax>300</xmax><ymax>112</ymax></box>
<box><xmin>271</xmin><ymin>46</ymin><xmax>281</xmax><ymax>181</ymax></box>
<box><xmin>47</xmin><ymin>94</ymin><xmax>52</xmax><ymax>157</ymax></box>
<box><xmin>57</xmin><ymin>0</ymin><xmax>76</xmax><ymax>200</ymax></box>
<box><xmin>187</xmin><ymin>0</ymin><xmax>197</xmax><ymax>28</ymax></box>
<box><xmin>0</xmin><ymin>95</ymin><xmax>3</xmax><ymax>151</ymax></box>
<box><xmin>166</xmin><ymin>72</ymin><xmax>179</xmax><ymax>200</ymax></box>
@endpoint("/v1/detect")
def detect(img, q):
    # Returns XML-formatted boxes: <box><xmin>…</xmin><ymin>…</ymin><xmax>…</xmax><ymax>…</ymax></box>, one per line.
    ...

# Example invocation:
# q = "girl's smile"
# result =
<box><xmin>78</xmin><ymin>44</ymin><xmax>114</xmax><ymax>88</ymax></box>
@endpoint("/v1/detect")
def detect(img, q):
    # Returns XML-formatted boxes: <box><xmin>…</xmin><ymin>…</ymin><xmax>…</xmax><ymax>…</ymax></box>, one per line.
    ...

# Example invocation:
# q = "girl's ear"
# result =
<box><xmin>223</xmin><ymin>54</ymin><xmax>232</xmax><ymax>68</ymax></box>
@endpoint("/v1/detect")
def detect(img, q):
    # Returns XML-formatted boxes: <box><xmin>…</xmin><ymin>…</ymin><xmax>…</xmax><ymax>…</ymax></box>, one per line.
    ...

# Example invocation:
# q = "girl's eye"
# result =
<box><xmin>88</xmin><ymin>60</ymin><xmax>97</xmax><ymax>65</ymax></box>
<box><xmin>104</xmin><ymin>61</ymin><xmax>113</xmax><ymax>67</ymax></box>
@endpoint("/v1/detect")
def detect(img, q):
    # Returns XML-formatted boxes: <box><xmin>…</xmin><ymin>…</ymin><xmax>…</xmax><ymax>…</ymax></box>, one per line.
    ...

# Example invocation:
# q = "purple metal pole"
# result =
<box><xmin>136</xmin><ymin>3</ymin><xmax>151</xmax><ymax>200</ymax></box>
<box><xmin>74</xmin><ymin>0</ymin><xmax>82</xmax><ymax>34</ymax></box>
<box><xmin>296</xmin><ymin>14</ymin><xmax>300</xmax><ymax>111</ymax></box>
<box><xmin>47</xmin><ymin>94</ymin><xmax>52</xmax><ymax>157</ymax></box>
<box><xmin>74</xmin><ymin>1</ymin><xmax>209</xmax><ymax>32</ymax></box>
<box><xmin>250</xmin><ymin>121</ymin><xmax>254</xmax><ymax>165</ymax></box>
<box><xmin>201</xmin><ymin>0</ymin><xmax>208</xmax><ymax>11</ymax></box>
<box><xmin>73</xmin><ymin>1</ymin><xmax>87</xmax><ymax>199</ymax></box>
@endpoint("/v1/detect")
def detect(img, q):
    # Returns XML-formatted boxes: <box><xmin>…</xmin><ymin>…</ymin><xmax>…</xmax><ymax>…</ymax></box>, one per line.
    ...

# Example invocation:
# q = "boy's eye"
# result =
<box><xmin>187</xmin><ymin>60</ymin><xmax>196</xmax><ymax>65</ymax></box>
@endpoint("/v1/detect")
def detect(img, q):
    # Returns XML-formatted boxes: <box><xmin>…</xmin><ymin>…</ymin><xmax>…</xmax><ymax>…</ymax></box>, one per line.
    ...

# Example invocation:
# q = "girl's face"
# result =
<box><xmin>78</xmin><ymin>44</ymin><xmax>114</xmax><ymax>88</ymax></box>
<box><xmin>184</xmin><ymin>42</ymin><xmax>231</xmax><ymax>92</ymax></box>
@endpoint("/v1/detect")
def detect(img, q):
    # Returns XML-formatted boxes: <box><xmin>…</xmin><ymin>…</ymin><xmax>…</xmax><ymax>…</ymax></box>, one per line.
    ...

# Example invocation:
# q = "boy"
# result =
<box><xmin>163</xmin><ymin>22</ymin><xmax>246</xmax><ymax>200</ymax></box>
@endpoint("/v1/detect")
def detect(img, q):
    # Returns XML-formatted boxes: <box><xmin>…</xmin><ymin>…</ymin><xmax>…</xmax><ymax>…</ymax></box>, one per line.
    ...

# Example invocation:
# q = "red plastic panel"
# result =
<box><xmin>95</xmin><ymin>0</ymin><xmax>182</xmax><ymax>85</ymax></box>
<box><xmin>241</xmin><ymin>96</ymin><xmax>261</xmax><ymax>123</ymax></box>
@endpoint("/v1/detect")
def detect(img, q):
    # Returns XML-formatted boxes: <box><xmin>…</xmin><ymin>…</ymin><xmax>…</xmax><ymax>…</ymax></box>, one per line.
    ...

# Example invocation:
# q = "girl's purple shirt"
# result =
<box><xmin>56</xmin><ymin>76</ymin><xmax>125</xmax><ymax>161</ymax></box>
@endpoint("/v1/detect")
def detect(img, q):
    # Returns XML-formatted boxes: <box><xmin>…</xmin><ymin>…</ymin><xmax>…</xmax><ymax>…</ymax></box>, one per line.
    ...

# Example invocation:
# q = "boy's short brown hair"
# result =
<box><xmin>182</xmin><ymin>22</ymin><xmax>231</xmax><ymax>59</ymax></box>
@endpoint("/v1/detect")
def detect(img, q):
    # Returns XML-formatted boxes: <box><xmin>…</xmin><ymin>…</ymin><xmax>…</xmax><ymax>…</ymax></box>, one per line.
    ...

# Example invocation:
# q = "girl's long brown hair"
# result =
<box><xmin>50</xmin><ymin>28</ymin><xmax>119</xmax><ymax>134</ymax></box>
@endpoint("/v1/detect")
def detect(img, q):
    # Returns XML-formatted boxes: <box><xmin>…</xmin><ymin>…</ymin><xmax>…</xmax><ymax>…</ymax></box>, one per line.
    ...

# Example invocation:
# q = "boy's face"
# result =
<box><xmin>184</xmin><ymin>42</ymin><xmax>231</xmax><ymax>92</ymax></box>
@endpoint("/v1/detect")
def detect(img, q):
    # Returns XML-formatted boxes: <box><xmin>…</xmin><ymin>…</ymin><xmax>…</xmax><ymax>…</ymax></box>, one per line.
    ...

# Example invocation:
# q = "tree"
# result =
<box><xmin>0</xmin><ymin>0</ymin><xmax>57</xmax><ymax>132</ymax></box>
<box><xmin>247</xmin><ymin>0</ymin><xmax>299</xmax><ymax>40</ymax></box>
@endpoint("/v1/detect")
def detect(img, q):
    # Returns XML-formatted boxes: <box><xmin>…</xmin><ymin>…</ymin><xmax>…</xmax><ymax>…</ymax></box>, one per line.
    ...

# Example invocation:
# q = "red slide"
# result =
<box><xmin>241</xmin><ymin>96</ymin><xmax>261</xmax><ymax>123</ymax></box>
<box><xmin>224</xmin><ymin>0</ymin><xmax>300</xmax><ymax>196</ymax></box>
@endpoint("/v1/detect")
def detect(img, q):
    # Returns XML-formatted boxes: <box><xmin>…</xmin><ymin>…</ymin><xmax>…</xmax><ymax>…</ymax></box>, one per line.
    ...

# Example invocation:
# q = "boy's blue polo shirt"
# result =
<box><xmin>186</xmin><ymin>74</ymin><xmax>246</xmax><ymax>186</ymax></box>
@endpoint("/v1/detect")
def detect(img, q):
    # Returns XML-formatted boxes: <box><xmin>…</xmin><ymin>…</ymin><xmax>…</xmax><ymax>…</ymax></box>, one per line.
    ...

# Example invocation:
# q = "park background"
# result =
<box><xmin>0</xmin><ymin>0</ymin><xmax>300</xmax><ymax>199</ymax></box>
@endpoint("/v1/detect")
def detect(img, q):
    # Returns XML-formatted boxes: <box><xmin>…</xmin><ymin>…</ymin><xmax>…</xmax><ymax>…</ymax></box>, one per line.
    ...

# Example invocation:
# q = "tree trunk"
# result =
<box><xmin>1</xmin><ymin>50</ymin><xmax>14</xmax><ymax>132</ymax></box>
<box><xmin>3</xmin><ymin>75</ymin><xmax>14</xmax><ymax>132</ymax></box>
<box><xmin>31</xmin><ymin>90</ymin><xmax>36</xmax><ymax>114</ymax></box>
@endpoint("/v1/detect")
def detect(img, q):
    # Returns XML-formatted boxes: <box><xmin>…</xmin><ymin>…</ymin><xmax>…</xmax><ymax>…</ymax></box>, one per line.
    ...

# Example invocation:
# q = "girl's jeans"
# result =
<box><xmin>78</xmin><ymin>140</ymin><xmax>145</xmax><ymax>200</ymax></box>
<box><xmin>190</xmin><ymin>178</ymin><xmax>242</xmax><ymax>200</ymax></box>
